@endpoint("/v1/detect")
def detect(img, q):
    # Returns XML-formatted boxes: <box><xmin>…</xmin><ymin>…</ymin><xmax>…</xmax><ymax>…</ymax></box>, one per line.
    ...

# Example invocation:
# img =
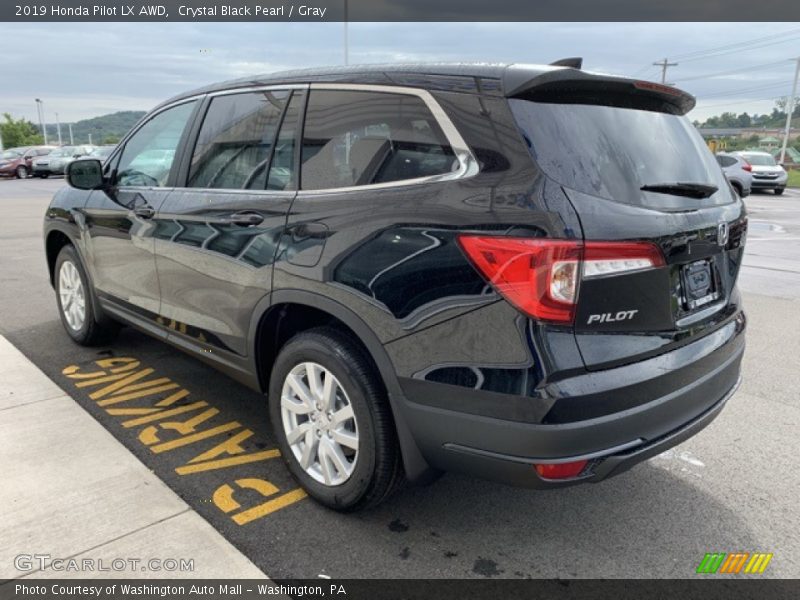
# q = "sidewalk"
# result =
<box><xmin>0</xmin><ymin>335</ymin><xmax>267</xmax><ymax>580</ymax></box>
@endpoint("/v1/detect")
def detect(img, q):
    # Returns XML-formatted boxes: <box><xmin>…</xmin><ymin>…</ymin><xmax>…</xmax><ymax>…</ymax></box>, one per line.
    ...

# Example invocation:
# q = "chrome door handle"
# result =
<box><xmin>133</xmin><ymin>206</ymin><xmax>155</xmax><ymax>219</ymax></box>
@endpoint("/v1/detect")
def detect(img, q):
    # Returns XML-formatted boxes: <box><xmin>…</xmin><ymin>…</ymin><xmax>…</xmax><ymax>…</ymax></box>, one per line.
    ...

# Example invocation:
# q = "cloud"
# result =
<box><xmin>2</xmin><ymin>22</ymin><xmax>797</xmax><ymax>123</ymax></box>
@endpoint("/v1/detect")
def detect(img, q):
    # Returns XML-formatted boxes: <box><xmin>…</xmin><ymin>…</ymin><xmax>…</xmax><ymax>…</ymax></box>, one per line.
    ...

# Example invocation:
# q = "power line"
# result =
<box><xmin>695</xmin><ymin>81</ymin><xmax>793</xmax><ymax>99</ymax></box>
<box><xmin>653</xmin><ymin>58</ymin><xmax>678</xmax><ymax>83</ymax></box>
<box><xmin>631</xmin><ymin>28</ymin><xmax>800</xmax><ymax>78</ymax></box>
<box><xmin>694</xmin><ymin>95</ymin><xmax>786</xmax><ymax>111</ymax></box>
<box><xmin>670</xmin><ymin>27</ymin><xmax>800</xmax><ymax>61</ymax></box>
<box><xmin>678</xmin><ymin>35</ymin><xmax>800</xmax><ymax>64</ymax></box>
<box><xmin>672</xmin><ymin>60</ymin><xmax>789</xmax><ymax>83</ymax></box>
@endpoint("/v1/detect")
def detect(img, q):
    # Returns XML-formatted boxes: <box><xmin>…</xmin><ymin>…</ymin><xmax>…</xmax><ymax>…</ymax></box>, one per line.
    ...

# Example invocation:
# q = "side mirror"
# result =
<box><xmin>66</xmin><ymin>159</ymin><xmax>105</xmax><ymax>190</ymax></box>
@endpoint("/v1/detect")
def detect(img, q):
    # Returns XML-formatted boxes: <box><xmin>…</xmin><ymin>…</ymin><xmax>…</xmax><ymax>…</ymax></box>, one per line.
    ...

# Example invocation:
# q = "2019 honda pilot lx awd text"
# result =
<box><xmin>44</xmin><ymin>62</ymin><xmax>746</xmax><ymax>511</ymax></box>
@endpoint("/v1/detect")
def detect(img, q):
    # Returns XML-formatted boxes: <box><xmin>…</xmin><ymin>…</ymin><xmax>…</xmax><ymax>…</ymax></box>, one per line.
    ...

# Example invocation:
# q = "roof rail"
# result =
<box><xmin>549</xmin><ymin>57</ymin><xmax>583</xmax><ymax>69</ymax></box>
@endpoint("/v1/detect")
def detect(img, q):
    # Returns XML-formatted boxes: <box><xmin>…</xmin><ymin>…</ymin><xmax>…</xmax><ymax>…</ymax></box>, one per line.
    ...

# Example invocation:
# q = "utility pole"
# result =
<box><xmin>343</xmin><ymin>0</ymin><xmax>349</xmax><ymax>66</ymax></box>
<box><xmin>88</xmin><ymin>133</ymin><xmax>92</xmax><ymax>145</ymax></box>
<box><xmin>779</xmin><ymin>57</ymin><xmax>800</xmax><ymax>165</ymax></box>
<box><xmin>35</xmin><ymin>98</ymin><xmax>47</xmax><ymax>144</ymax></box>
<box><xmin>68</xmin><ymin>123</ymin><xmax>74</xmax><ymax>145</ymax></box>
<box><xmin>55</xmin><ymin>112</ymin><xmax>62</xmax><ymax>145</ymax></box>
<box><xmin>653</xmin><ymin>58</ymin><xmax>678</xmax><ymax>84</ymax></box>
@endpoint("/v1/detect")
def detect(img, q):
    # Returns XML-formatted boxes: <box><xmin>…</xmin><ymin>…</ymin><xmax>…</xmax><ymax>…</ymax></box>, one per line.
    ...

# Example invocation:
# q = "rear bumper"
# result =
<box><xmin>395</xmin><ymin>317</ymin><xmax>744</xmax><ymax>488</ymax></box>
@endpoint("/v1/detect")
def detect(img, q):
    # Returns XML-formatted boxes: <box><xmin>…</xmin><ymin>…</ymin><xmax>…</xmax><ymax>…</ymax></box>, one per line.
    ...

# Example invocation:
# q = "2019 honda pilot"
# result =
<box><xmin>44</xmin><ymin>62</ymin><xmax>746</xmax><ymax>511</ymax></box>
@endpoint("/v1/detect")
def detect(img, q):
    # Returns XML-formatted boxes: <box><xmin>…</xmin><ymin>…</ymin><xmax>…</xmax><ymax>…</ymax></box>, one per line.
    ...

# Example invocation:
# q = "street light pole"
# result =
<box><xmin>55</xmin><ymin>112</ymin><xmax>62</xmax><ymax>145</ymax></box>
<box><xmin>343</xmin><ymin>0</ymin><xmax>349</xmax><ymax>66</ymax></box>
<box><xmin>35</xmin><ymin>98</ymin><xmax>47</xmax><ymax>144</ymax></box>
<box><xmin>68</xmin><ymin>123</ymin><xmax>74</xmax><ymax>145</ymax></box>
<box><xmin>779</xmin><ymin>57</ymin><xmax>800</xmax><ymax>165</ymax></box>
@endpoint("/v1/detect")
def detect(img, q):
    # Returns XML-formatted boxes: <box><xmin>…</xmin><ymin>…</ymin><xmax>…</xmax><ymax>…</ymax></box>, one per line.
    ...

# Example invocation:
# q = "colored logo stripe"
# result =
<box><xmin>697</xmin><ymin>552</ymin><xmax>773</xmax><ymax>574</ymax></box>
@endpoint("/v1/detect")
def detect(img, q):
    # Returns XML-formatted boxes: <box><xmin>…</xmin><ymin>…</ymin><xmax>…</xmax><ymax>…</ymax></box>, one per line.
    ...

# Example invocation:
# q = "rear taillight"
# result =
<box><xmin>742</xmin><ymin>162</ymin><xmax>752</xmax><ymax>172</ymax></box>
<box><xmin>457</xmin><ymin>236</ymin><xmax>664</xmax><ymax>324</ymax></box>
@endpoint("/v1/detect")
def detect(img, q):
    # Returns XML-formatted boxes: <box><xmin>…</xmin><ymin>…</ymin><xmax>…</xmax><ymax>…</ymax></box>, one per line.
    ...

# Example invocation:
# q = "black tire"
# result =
<box><xmin>54</xmin><ymin>245</ymin><xmax>119</xmax><ymax>346</ymax></box>
<box><xmin>40</xmin><ymin>173</ymin><xmax>49</xmax><ymax>179</ymax></box>
<box><xmin>731</xmin><ymin>182</ymin><xmax>743</xmax><ymax>197</ymax></box>
<box><xmin>268</xmin><ymin>327</ymin><xmax>404</xmax><ymax>511</ymax></box>
<box><xmin>15</xmin><ymin>165</ymin><xmax>28</xmax><ymax>179</ymax></box>
<box><xmin>774</xmin><ymin>188</ymin><xmax>784</xmax><ymax>195</ymax></box>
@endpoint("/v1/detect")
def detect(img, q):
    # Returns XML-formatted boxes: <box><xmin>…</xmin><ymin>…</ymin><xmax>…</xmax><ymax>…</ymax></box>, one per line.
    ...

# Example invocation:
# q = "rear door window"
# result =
<box><xmin>188</xmin><ymin>90</ymin><xmax>290</xmax><ymax>190</ymax></box>
<box><xmin>509</xmin><ymin>99</ymin><xmax>733</xmax><ymax>210</ymax></box>
<box><xmin>300</xmin><ymin>90</ymin><xmax>457</xmax><ymax>190</ymax></box>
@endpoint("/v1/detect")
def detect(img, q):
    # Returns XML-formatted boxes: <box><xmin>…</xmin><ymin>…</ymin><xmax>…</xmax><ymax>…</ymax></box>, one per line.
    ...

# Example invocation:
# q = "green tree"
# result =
<box><xmin>101</xmin><ymin>135</ymin><xmax>121</xmax><ymax>145</ymax></box>
<box><xmin>0</xmin><ymin>113</ymin><xmax>43</xmax><ymax>148</ymax></box>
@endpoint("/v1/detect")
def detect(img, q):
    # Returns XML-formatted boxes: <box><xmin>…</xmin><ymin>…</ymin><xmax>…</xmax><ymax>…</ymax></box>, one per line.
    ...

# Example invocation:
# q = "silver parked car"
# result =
<box><xmin>733</xmin><ymin>151</ymin><xmax>788</xmax><ymax>195</ymax></box>
<box><xmin>32</xmin><ymin>145</ymin><xmax>95</xmax><ymax>178</ymax></box>
<box><xmin>716</xmin><ymin>152</ymin><xmax>752</xmax><ymax>198</ymax></box>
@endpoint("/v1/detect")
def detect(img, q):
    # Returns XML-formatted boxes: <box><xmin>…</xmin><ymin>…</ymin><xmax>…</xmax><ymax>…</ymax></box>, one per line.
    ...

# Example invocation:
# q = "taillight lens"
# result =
<box><xmin>457</xmin><ymin>236</ymin><xmax>664</xmax><ymax>324</ymax></box>
<box><xmin>534</xmin><ymin>460</ymin><xmax>589</xmax><ymax>480</ymax></box>
<box><xmin>582</xmin><ymin>241</ymin><xmax>665</xmax><ymax>279</ymax></box>
<box><xmin>742</xmin><ymin>162</ymin><xmax>752</xmax><ymax>172</ymax></box>
<box><xmin>457</xmin><ymin>237</ymin><xmax>581</xmax><ymax>323</ymax></box>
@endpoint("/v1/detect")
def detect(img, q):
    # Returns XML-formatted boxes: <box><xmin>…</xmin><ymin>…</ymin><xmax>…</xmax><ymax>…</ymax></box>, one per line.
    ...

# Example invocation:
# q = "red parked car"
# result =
<box><xmin>0</xmin><ymin>146</ymin><xmax>56</xmax><ymax>178</ymax></box>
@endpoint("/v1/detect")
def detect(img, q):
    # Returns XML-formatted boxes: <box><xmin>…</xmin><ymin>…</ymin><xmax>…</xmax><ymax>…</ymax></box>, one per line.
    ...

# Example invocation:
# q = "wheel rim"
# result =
<box><xmin>58</xmin><ymin>260</ymin><xmax>86</xmax><ymax>331</ymax></box>
<box><xmin>280</xmin><ymin>361</ymin><xmax>359</xmax><ymax>486</ymax></box>
<box><xmin>18</xmin><ymin>166</ymin><xmax>27</xmax><ymax>178</ymax></box>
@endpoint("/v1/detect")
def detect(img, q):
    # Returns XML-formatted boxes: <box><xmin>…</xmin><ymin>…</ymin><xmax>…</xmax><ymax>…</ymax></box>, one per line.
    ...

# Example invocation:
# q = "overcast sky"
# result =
<box><xmin>3</xmin><ymin>22</ymin><xmax>799</xmax><ymax>124</ymax></box>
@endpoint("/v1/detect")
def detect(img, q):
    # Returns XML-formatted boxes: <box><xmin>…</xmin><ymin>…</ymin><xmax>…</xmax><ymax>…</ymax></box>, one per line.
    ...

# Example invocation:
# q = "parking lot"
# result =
<box><xmin>1</xmin><ymin>176</ymin><xmax>799</xmax><ymax>579</ymax></box>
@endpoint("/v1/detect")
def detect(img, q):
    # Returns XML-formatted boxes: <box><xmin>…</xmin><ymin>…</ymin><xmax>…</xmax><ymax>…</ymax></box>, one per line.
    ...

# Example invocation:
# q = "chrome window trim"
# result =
<box><xmin>119</xmin><ymin>82</ymin><xmax>478</xmax><ymax>195</ymax></box>
<box><xmin>296</xmin><ymin>83</ymin><xmax>479</xmax><ymax>195</ymax></box>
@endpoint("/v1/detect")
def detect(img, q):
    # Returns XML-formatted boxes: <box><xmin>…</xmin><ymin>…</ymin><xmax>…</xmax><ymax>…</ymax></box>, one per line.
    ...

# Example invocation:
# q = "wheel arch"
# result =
<box><xmin>250</xmin><ymin>290</ymin><xmax>434</xmax><ymax>482</ymax></box>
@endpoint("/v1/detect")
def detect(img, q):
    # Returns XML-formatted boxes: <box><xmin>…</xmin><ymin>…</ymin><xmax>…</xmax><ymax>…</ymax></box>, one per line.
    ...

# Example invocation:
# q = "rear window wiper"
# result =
<box><xmin>640</xmin><ymin>182</ymin><xmax>718</xmax><ymax>199</ymax></box>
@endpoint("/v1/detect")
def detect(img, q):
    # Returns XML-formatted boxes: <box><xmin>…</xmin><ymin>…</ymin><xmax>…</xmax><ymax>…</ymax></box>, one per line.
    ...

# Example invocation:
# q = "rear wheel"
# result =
<box><xmin>15</xmin><ymin>165</ymin><xmax>28</xmax><ymax>179</ymax></box>
<box><xmin>774</xmin><ymin>188</ymin><xmax>784</xmax><ymax>195</ymax></box>
<box><xmin>55</xmin><ymin>245</ymin><xmax>119</xmax><ymax>346</ymax></box>
<box><xmin>268</xmin><ymin>327</ymin><xmax>403</xmax><ymax>511</ymax></box>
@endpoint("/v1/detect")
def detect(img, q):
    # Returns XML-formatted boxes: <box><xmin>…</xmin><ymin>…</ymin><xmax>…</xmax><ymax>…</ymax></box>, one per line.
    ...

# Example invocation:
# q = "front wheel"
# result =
<box><xmin>268</xmin><ymin>327</ymin><xmax>404</xmax><ymax>511</ymax></box>
<box><xmin>54</xmin><ymin>245</ymin><xmax>119</xmax><ymax>346</ymax></box>
<box><xmin>774</xmin><ymin>188</ymin><xmax>784</xmax><ymax>195</ymax></box>
<box><xmin>15</xmin><ymin>165</ymin><xmax>28</xmax><ymax>179</ymax></box>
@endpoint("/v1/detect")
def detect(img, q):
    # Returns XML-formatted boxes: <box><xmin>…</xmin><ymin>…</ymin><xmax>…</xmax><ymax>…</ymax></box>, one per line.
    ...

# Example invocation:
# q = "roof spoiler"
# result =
<box><xmin>549</xmin><ymin>57</ymin><xmax>583</xmax><ymax>69</ymax></box>
<box><xmin>503</xmin><ymin>66</ymin><xmax>696</xmax><ymax>115</ymax></box>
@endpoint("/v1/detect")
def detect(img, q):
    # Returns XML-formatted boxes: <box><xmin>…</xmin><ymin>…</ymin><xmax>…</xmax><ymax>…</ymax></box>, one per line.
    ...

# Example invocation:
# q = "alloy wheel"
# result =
<box><xmin>58</xmin><ymin>260</ymin><xmax>86</xmax><ymax>331</ymax></box>
<box><xmin>280</xmin><ymin>361</ymin><xmax>359</xmax><ymax>486</ymax></box>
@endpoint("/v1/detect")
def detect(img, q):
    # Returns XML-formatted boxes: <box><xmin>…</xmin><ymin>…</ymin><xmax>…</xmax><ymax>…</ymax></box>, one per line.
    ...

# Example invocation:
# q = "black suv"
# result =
<box><xmin>44</xmin><ymin>62</ymin><xmax>746</xmax><ymax>511</ymax></box>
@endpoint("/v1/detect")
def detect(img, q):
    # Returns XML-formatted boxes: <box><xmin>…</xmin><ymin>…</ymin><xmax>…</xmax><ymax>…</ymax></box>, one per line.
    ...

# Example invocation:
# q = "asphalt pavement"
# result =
<box><xmin>1</xmin><ymin>177</ymin><xmax>798</xmax><ymax>579</ymax></box>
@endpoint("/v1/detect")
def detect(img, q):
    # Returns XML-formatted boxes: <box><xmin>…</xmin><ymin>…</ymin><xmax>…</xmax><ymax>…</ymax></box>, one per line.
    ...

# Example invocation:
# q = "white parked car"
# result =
<box><xmin>733</xmin><ymin>151</ymin><xmax>788</xmax><ymax>195</ymax></box>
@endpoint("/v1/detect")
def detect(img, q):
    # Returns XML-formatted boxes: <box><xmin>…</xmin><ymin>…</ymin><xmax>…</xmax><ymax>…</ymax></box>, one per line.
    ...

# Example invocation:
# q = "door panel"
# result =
<box><xmin>153</xmin><ymin>88</ymin><xmax>302</xmax><ymax>356</ymax></box>
<box><xmin>82</xmin><ymin>100</ymin><xmax>198</xmax><ymax>319</ymax></box>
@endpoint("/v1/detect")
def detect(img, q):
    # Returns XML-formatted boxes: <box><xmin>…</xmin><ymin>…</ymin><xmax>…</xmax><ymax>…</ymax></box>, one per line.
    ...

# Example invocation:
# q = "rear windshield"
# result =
<box><xmin>739</xmin><ymin>153</ymin><xmax>776</xmax><ymax>166</ymax></box>
<box><xmin>509</xmin><ymin>99</ymin><xmax>733</xmax><ymax>210</ymax></box>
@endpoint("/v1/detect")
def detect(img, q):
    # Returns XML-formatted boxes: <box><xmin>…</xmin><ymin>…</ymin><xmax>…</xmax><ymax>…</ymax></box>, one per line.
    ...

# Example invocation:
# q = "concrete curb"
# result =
<box><xmin>0</xmin><ymin>335</ymin><xmax>268</xmax><ymax>580</ymax></box>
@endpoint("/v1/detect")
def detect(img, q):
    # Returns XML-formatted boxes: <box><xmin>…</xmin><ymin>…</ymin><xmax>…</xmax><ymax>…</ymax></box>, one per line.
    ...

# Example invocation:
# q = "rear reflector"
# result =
<box><xmin>534</xmin><ymin>460</ymin><xmax>588</xmax><ymax>480</ymax></box>
<box><xmin>457</xmin><ymin>236</ymin><xmax>664</xmax><ymax>324</ymax></box>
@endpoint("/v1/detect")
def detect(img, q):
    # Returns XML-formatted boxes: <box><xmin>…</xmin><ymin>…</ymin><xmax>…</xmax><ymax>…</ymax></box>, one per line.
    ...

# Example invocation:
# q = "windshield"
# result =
<box><xmin>739</xmin><ymin>153</ymin><xmax>776</xmax><ymax>166</ymax></box>
<box><xmin>2</xmin><ymin>150</ymin><xmax>22</xmax><ymax>159</ymax></box>
<box><xmin>509</xmin><ymin>99</ymin><xmax>733</xmax><ymax>210</ymax></box>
